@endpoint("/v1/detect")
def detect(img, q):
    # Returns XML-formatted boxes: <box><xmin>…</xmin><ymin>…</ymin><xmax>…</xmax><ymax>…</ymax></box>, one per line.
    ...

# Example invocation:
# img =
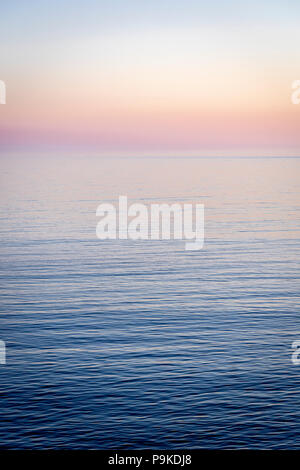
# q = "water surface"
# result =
<box><xmin>0</xmin><ymin>156</ymin><xmax>299</xmax><ymax>449</ymax></box>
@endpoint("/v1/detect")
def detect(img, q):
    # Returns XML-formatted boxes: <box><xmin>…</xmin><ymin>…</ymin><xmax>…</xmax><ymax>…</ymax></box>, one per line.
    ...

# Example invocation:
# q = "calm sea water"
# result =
<box><xmin>0</xmin><ymin>156</ymin><xmax>299</xmax><ymax>449</ymax></box>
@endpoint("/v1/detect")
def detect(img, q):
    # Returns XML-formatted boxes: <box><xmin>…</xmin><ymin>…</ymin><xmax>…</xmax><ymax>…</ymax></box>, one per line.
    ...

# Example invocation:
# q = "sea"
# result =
<box><xmin>0</xmin><ymin>155</ymin><xmax>299</xmax><ymax>449</ymax></box>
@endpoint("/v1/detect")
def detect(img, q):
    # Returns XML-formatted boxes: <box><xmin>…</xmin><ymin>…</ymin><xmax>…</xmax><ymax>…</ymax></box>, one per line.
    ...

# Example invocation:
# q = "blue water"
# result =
<box><xmin>0</xmin><ymin>156</ymin><xmax>299</xmax><ymax>449</ymax></box>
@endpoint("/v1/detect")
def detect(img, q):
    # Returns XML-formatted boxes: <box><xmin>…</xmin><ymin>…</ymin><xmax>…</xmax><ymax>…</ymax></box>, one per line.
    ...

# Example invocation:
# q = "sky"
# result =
<box><xmin>0</xmin><ymin>0</ymin><xmax>299</xmax><ymax>156</ymax></box>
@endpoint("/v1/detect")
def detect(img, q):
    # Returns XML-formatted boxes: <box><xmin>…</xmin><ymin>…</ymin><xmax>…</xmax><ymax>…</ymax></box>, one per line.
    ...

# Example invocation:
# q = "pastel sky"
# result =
<box><xmin>0</xmin><ymin>0</ymin><xmax>299</xmax><ymax>156</ymax></box>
